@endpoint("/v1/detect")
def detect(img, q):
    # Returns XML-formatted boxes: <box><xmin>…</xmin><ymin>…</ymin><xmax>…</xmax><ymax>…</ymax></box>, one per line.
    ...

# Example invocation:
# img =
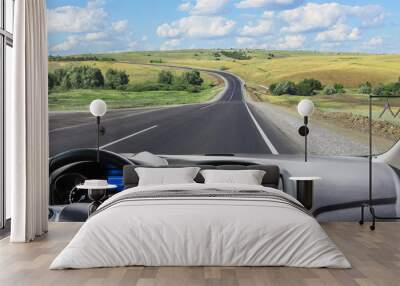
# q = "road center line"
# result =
<box><xmin>244</xmin><ymin>103</ymin><xmax>279</xmax><ymax>155</ymax></box>
<box><xmin>100</xmin><ymin>125</ymin><xmax>158</xmax><ymax>149</ymax></box>
<box><xmin>199</xmin><ymin>103</ymin><xmax>216</xmax><ymax>110</ymax></box>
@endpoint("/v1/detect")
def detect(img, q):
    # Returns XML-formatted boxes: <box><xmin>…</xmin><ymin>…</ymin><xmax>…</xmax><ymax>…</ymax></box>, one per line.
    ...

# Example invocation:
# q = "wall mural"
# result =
<box><xmin>46</xmin><ymin>0</ymin><xmax>400</xmax><ymax>222</ymax></box>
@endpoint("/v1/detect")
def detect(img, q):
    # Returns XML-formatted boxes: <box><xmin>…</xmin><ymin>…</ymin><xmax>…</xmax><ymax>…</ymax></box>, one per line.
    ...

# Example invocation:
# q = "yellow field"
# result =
<box><xmin>94</xmin><ymin>50</ymin><xmax>400</xmax><ymax>88</ymax></box>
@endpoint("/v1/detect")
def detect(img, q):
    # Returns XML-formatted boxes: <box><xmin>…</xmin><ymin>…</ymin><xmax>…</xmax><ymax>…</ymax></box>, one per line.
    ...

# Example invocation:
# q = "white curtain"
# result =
<box><xmin>7</xmin><ymin>0</ymin><xmax>49</xmax><ymax>242</ymax></box>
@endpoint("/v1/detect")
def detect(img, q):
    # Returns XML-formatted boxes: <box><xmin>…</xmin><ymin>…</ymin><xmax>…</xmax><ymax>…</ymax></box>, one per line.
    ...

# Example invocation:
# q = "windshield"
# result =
<box><xmin>47</xmin><ymin>0</ymin><xmax>400</xmax><ymax>157</ymax></box>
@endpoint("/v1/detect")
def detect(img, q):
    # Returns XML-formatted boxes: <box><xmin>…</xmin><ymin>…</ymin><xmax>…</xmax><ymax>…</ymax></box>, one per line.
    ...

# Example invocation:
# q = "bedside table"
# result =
<box><xmin>289</xmin><ymin>177</ymin><xmax>321</xmax><ymax>210</ymax></box>
<box><xmin>76</xmin><ymin>184</ymin><xmax>117</xmax><ymax>215</ymax></box>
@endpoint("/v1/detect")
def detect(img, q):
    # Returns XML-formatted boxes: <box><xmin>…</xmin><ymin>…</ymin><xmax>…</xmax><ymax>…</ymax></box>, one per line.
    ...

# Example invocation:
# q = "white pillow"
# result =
<box><xmin>136</xmin><ymin>167</ymin><xmax>201</xmax><ymax>186</ymax></box>
<box><xmin>200</xmin><ymin>169</ymin><xmax>266</xmax><ymax>185</ymax></box>
<box><xmin>131</xmin><ymin>151</ymin><xmax>168</xmax><ymax>167</ymax></box>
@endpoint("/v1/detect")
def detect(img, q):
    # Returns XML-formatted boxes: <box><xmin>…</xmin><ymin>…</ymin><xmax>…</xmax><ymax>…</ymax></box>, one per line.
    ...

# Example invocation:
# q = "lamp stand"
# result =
<box><xmin>96</xmin><ymin>116</ymin><xmax>100</xmax><ymax>163</ymax></box>
<box><xmin>304</xmin><ymin>116</ymin><xmax>308</xmax><ymax>162</ymax></box>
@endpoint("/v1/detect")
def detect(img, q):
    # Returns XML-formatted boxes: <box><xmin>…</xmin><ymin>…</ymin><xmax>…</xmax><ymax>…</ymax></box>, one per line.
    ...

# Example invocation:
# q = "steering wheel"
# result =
<box><xmin>50</xmin><ymin>148</ymin><xmax>134</xmax><ymax>173</ymax></box>
<box><xmin>49</xmin><ymin>148</ymin><xmax>134</xmax><ymax>205</ymax></box>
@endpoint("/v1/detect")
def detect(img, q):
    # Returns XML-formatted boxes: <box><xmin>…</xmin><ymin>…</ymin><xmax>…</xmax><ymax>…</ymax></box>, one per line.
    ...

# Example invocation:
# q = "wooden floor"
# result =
<box><xmin>0</xmin><ymin>222</ymin><xmax>399</xmax><ymax>286</ymax></box>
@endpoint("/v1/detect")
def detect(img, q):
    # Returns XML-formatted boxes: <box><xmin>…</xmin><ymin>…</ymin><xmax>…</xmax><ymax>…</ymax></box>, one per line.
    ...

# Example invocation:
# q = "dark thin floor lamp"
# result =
<box><xmin>90</xmin><ymin>99</ymin><xmax>107</xmax><ymax>163</ymax></box>
<box><xmin>297</xmin><ymin>99</ymin><xmax>315</xmax><ymax>162</ymax></box>
<box><xmin>359</xmin><ymin>94</ymin><xmax>400</xmax><ymax>231</ymax></box>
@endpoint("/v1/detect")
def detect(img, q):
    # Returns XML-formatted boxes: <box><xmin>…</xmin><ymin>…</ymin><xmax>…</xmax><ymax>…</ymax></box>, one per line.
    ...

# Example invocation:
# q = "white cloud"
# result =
<box><xmin>236</xmin><ymin>37</ymin><xmax>256</xmax><ymax>45</ymax></box>
<box><xmin>367</xmin><ymin>36</ymin><xmax>383</xmax><ymax>46</ymax></box>
<box><xmin>157</xmin><ymin>16</ymin><xmax>235</xmax><ymax>38</ymax></box>
<box><xmin>236</xmin><ymin>0</ymin><xmax>303</xmax><ymax>9</ymax></box>
<box><xmin>157</xmin><ymin>23</ymin><xmax>182</xmax><ymax>38</ymax></box>
<box><xmin>351</xmin><ymin>5</ymin><xmax>388</xmax><ymax>27</ymax></box>
<box><xmin>315</xmin><ymin>24</ymin><xmax>360</xmax><ymax>43</ymax></box>
<box><xmin>280</xmin><ymin>3</ymin><xmax>386</xmax><ymax>33</ymax></box>
<box><xmin>50</xmin><ymin>36</ymin><xmax>80</xmax><ymax>52</ymax></box>
<box><xmin>190</xmin><ymin>0</ymin><xmax>229</xmax><ymax>15</ymax></box>
<box><xmin>281</xmin><ymin>3</ymin><xmax>346</xmax><ymax>33</ymax></box>
<box><xmin>47</xmin><ymin>0</ymin><xmax>107</xmax><ymax>33</ymax></box>
<box><xmin>235</xmin><ymin>34</ymin><xmax>306</xmax><ymax>50</ymax></box>
<box><xmin>262</xmin><ymin>11</ymin><xmax>275</xmax><ymax>18</ymax></box>
<box><xmin>84</xmin><ymin>32</ymin><xmax>108</xmax><ymax>41</ymax></box>
<box><xmin>87</xmin><ymin>0</ymin><xmax>106</xmax><ymax>8</ymax></box>
<box><xmin>240</xmin><ymin>20</ymin><xmax>273</xmax><ymax>37</ymax></box>
<box><xmin>319</xmin><ymin>42</ymin><xmax>341</xmax><ymax>51</ymax></box>
<box><xmin>112</xmin><ymin>20</ymin><xmax>128</xmax><ymax>32</ymax></box>
<box><xmin>179</xmin><ymin>2</ymin><xmax>192</xmax><ymax>12</ymax></box>
<box><xmin>161</xmin><ymin>39</ymin><xmax>182</xmax><ymax>50</ymax></box>
<box><xmin>50</xmin><ymin>32</ymin><xmax>109</xmax><ymax>52</ymax></box>
<box><xmin>277</xmin><ymin>35</ymin><xmax>306</xmax><ymax>49</ymax></box>
<box><xmin>48</xmin><ymin>0</ymin><xmax>152</xmax><ymax>54</ymax></box>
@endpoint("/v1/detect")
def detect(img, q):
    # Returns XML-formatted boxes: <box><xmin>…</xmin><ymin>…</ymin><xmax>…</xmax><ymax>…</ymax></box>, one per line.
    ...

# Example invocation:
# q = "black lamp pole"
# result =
<box><xmin>304</xmin><ymin>116</ymin><xmax>308</xmax><ymax>162</ymax></box>
<box><xmin>96</xmin><ymin>116</ymin><xmax>100</xmax><ymax>163</ymax></box>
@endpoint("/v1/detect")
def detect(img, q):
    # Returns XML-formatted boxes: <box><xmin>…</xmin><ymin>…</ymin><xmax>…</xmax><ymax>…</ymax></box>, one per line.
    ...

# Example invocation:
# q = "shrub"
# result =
<box><xmin>181</xmin><ymin>70</ymin><xmax>203</xmax><ymax>86</ymax></box>
<box><xmin>272</xmin><ymin>81</ymin><xmax>297</xmax><ymax>96</ymax></box>
<box><xmin>83</xmin><ymin>67</ymin><xmax>104</xmax><ymax>88</ymax></box>
<box><xmin>269</xmin><ymin>83</ymin><xmax>277</xmax><ymax>94</ymax></box>
<box><xmin>296</xmin><ymin>79</ymin><xmax>322</xmax><ymax>96</ymax></box>
<box><xmin>51</xmin><ymin>66</ymin><xmax>104</xmax><ymax>89</ymax></box>
<box><xmin>385</xmin><ymin>81</ymin><xmax>400</xmax><ymax>95</ymax></box>
<box><xmin>105</xmin><ymin>69</ymin><xmax>129</xmax><ymax>89</ymax></box>
<box><xmin>116</xmin><ymin>85</ymin><xmax>128</xmax><ymax>91</ymax></box>
<box><xmin>158</xmin><ymin>70</ymin><xmax>174</xmax><ymax>85</ymax></box>
<box><xmin>373</xmin><ymin>84</ymin><xmax>386</xmax><ymax>96</ymax></box>
<box><xmin>296</xmin><ymin>81</ymin><xmax>314</xmax><ymax>96</ymax></box>
<box><xmin>333</xmin><ymin>83</ymin><xmax>345</xmax><ymax>94</ymax></box>
<box><xmin>359</xmin><ymin>82</ymin><xmax>372</xmax><ymax>94</ymax></box>
<box><xmin>187</xmin><ymin>85</ymin><xmax>201</xmax><ymax>93</ymax></box>
<box><xmin>68</xmin><ymin>69</ymin><xmax>82</xmax><ymax>89</ymax></box>
<box><xmin>53</xmin><ymin>68</ymin><xmax>68</xmax><ymax>86</ymax></box>
<box><xmin>61</xmin><ymin>76</ymin><xmax>72</xmax><ymax>90</ymax></box>
<box><xmin>307</xmin><ymin>78</ymin><xmax>322</xmax><ymax>90</ymax></box>
<box><xmin>128</xmin><ymin>82</ymin><xmax>170</xmax><ymax>92</ymax></box>
<box><xmin>48</xmin><ymin>73</ymin><xmax>56</xmax><ymax>89</ymax></box>
<box><xmin>323</xmin><ymin>85</ymin><xmax>338</xmax><ymax>95</ymax></box>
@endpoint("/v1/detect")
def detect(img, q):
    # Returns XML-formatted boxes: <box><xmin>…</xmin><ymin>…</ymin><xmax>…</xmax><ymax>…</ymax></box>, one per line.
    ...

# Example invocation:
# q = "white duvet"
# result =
<box><xmin>50</xmin><ymin>183</ymin><xmax>351</xmax><ymax>269</ymax></box>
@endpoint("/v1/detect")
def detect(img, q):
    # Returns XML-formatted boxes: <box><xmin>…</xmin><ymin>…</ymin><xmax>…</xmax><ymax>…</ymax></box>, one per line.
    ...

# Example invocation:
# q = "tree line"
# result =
<box><xmin>48</xmin><ymin>66</ymin><xmax>207</xmax><ymax>93</ymax></box>
<box><xmin>365</xmin><ymin>79</ymin><xmax>400</xmax><ymax>97</ymax></box>
<box><xmin>213</xmin><ymin>50</ymin><xmax>252</xmax><ymax>61</ymax></box>
<box><xmin>48</xmin><ymin>66</ymin><xmax>129</xmax><ymax>90</ymax></box>
<box><xmin>49</xmin><ymin>55</ymin><xmax>115</xmax><ymax>62</ymax></box>
<box><xmin>125</xmin><ymin>70</ymin><xmax>206</xmax><ymax>93</ymax></box>
<box><xmin>269</xmin><ymin>78</ymin><xmax>400</xmax><ymax>96</ymax></box>
<box><xmin>269</xmin><ymin>79</ymin><xmax>325</xmax><ymax>96</ymax></box>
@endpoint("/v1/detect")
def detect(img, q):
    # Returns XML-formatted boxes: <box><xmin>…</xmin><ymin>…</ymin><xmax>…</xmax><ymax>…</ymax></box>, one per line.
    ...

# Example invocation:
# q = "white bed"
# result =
<box><xmin>50</xmin><ymin>183</ymin><xmax>351</xmax><ymax>269</ymax></box>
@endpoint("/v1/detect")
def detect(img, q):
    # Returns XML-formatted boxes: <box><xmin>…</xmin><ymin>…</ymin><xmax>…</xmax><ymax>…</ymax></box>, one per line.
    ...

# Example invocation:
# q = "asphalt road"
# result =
<box><xmin>49</xmin><ymin>71</ymin><xmax>297</xmax><ymax>157</ymax></box>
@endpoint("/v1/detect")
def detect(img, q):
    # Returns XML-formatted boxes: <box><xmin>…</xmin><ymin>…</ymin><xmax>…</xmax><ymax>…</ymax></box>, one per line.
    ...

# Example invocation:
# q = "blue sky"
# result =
<box><xmin>46</xmin><ymin>0</ymin><xmax>400</xmax><ymax>54</ymax></box>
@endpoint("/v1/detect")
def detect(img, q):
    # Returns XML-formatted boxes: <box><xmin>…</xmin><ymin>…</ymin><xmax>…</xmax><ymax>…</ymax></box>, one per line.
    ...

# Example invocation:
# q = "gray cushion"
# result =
<box><xmin>130</xmin><ymin>151</ymin><xmax>168</xmax><ymax>166</ymax></box>
<box><xmin>123</xmin><ymin>165</ymin><xmax>280</xmax><ymax>189</ymax></box>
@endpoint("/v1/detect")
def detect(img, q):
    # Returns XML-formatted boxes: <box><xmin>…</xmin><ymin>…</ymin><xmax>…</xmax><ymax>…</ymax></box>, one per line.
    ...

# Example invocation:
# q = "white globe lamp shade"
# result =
<box><xmin>297</xmin><ymin>99</ymin><xmax>314</xmax><ymax>117</ymax></box>
<box><xmin>90</xmin><ymin>99</ymin><xmax>107</xmax><ymax>117</ymax></box>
